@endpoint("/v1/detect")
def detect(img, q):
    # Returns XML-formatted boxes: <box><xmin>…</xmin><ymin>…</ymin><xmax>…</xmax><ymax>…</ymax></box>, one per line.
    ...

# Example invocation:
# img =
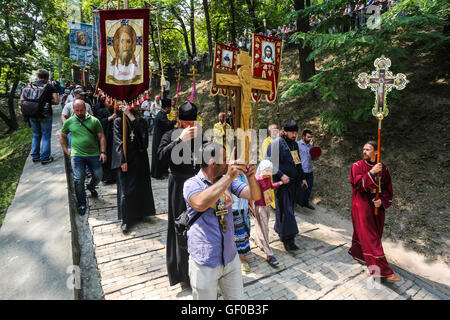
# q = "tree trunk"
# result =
<box><xmin>294</xmin><ymin>0</ymin><xmax>315</xmax><ymax>82</ymax></box>
<box><xmin>202</xmin><ymin>0</ymin><xmax>213</xmax><ymax>67</ymax></box>
<box><xmin>214</xmin><ymin>19</ymin><xmax>221</xmax><ymax>42</ymax></box>
<box><xmin>190</xmin><ymin>0</ymin><xmax>197</xmax><ymax>56</ymax></box>
<box><xmin>170</xmin><ymin>7</ymin><xmax>193</xmax><ymax>58</ymax></box>
<box><xmin>0</xmin><ymin>79</ymin><xmax>19</xmax><ymax>132</ymax></box>
<box><xmin>245</xmin><ymin>0</ymin><xmax>259</xmax><ymax>33</ymax></box>
<box><xmin>228</xmin><ymin>0</ymin><xmax>237</xmax><ymax>45</ymax></box>
<box><xmin>149</xmin><ymin>19</ymin><xmax>162</xmax><ymax>70</ymax></box>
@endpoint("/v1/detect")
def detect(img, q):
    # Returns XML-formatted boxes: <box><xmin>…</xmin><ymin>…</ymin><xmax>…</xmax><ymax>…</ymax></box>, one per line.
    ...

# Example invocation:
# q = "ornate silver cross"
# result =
<box><xmin>356</xmin><ymin>55</ymin><xmax>408</xmax><ymax>120</ymax></box>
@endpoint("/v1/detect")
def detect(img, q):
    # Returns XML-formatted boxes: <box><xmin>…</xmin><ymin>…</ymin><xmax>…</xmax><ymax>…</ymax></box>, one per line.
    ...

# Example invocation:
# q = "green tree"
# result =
<box><xmin>284</xmin><ymin>0</ymin><xmax>450</xmax><ymax>135</ymax></box>
<box><xmin>0</xmin><ymin>0</ymin><xmax>69</xmax><ymax>132</ymax></box>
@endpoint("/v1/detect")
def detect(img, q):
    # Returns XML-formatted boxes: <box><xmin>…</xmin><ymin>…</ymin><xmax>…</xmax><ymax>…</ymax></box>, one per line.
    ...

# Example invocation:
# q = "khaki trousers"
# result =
<box><xmin>252</xmin><ymin>206</ymin><xmax>273</xmax><ymax>257</ymax></box>
<box><xmin>189</xmin><ymin>254</ymin><xmax>244</xmax><ymax>300</ymax></box>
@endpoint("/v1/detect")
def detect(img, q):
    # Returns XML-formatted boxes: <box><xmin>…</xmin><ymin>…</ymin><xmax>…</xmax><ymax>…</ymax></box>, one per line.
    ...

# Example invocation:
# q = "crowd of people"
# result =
<box><xmin>20</xmin><ymin>68</ymin><xmax>401</xmax><ymax>301</ymax></box>
<box><xmin>309</xmin><ymin>0</ymin><xmax>403</xmax><ymax>33</ymax></box>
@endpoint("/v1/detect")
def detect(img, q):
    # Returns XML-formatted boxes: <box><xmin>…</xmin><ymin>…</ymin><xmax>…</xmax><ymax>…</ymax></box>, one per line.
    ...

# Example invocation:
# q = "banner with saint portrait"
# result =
<box><xmin>69</xmin><ymin>21</ymin><xmax>93</xmax><ymax>68</ymax></box>
<box><xmin>210</xmin><ymin>42</ymin><xmax>239</xmax><ymax>97</ymax></box>
<box><xmin>251</xmin><ymin>33</ymin><xmax>283</xmax><ymax>103</ymax></box>
<box><xmin>98</xmin><ymin>9</ymin><xmax>150</xmax><ymax>103</ymax></box>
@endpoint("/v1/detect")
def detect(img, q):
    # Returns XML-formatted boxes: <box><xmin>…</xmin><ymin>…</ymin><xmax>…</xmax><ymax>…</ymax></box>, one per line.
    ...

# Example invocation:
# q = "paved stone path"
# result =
<box><xmin>84</xmin><ymin>142</ymin><xmax>448</xmax><ymax>300</ymax></box>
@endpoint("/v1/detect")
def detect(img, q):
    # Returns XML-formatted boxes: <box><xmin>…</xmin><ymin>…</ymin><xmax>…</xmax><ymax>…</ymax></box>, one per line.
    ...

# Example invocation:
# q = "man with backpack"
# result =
<box><xmin>20</xmin><ymin>69</ymin><xmax>59</xmax><ymax>165</ymax></box>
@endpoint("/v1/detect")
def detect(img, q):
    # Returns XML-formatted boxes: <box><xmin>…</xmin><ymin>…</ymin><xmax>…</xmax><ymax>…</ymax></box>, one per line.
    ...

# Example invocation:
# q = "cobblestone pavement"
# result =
<box><xmin>85</xmin><ymin>144</ymin><xmax>448</xmax><ymax>300</ymax></box>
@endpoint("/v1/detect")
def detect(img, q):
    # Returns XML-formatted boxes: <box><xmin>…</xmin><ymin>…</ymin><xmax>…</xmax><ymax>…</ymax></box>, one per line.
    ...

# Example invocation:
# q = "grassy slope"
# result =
<box><xmin>174</xmin><ymin>46</ymin><xmax>449</xmax><ymax>263</ymax></box>
<box><xmin>0</xmin><ymin>102</ymin><xmax>32</xmax><ymax>227</ymax></box>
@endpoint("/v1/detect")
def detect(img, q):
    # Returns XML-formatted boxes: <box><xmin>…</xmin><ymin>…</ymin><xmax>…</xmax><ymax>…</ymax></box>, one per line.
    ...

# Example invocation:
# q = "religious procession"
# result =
<box><xmin>0</xmin><ymin>0</ymin><xmax>449</xmax><ymax>308</ymax></box>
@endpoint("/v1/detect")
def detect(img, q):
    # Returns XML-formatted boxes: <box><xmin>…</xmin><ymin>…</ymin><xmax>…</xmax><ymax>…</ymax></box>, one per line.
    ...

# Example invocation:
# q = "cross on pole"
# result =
<box><xmin>214</xmin><ymin>51</ymin><xmax>272</xmax><ymax>162</ymax></box>
<box><xmin>149</xmin><ymin>66</ymin><xmax>158</xmax><ymax>88</ymax></box>
<box><xmin>176</xmin><ymin>68</ymin><xmax>184</xmax><ymax>82</ymax></box>
<box><xmin>187</xmin><ymin>65</ymin><xmax>200</xmax><ymax>82</ymax></box>
<box><xmin>356</xmin><ymin>55</ymin><xmax>408</xmax><ymax>215</ymax></box>
<box><xmin>356</xmin><ymin>55</ymin><xmax>408</xmax><ymax>121</ymax></box>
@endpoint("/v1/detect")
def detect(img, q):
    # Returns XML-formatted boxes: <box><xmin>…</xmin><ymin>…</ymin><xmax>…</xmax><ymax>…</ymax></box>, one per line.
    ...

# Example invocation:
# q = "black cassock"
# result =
<box><xmin>151</xmin><ymin>110</ymin><xmax>176</xmax><ymax>178</ymax></box>
<box><xmin>93</xmin><ymin>102</ymin><xmax>115</xmax><ymax>183</ymax></box>
<box><xmin>266</xmin><ymin>136</ymin><xmax>305</xmax><ymax>242</ymax></box>
<box><xmin>112</xmin><ymin>115</ymin><xmax>156</xmax><ymax>224</ymax></box>
<box><xmin>157</xmin><ymin>128</ymin><xmax>203</xmax><ymax>286</ymax></box>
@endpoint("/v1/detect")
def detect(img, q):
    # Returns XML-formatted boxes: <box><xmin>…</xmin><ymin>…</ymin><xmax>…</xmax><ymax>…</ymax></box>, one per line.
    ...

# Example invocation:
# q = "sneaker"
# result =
<box><xmin>41</xmin><ymin>156</ymin><xmax>54</xmax><ymax>165</ymax></box>
<box><xmin>305</xmin><ymin>204</ymin><xmax>315</xmax><ymax>210</ymax></box>
<box><xmin>32</xmin><ymin>158</ymin><xmax>41</xmax><ymax>163</ymax></box>
<box><xmin>77</xmin><ymin>205</ymin><xmax>86</xmax><ymax>216</ymax></box>
<box><xmin>87</xmin><ymin>188</ymin><xmax>98</xmax><ymax>198</ymax></box>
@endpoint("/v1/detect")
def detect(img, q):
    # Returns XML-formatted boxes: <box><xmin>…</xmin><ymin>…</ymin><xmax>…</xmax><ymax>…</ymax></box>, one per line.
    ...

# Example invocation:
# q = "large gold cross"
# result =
<box><xmin>356</xmin><ymin>55</ymin><xmax>408</xmax><ymax>120</ymax></box>
<box><xmin>214</xmin><ymin>51</ymin><xmax>272</xmax><ymax>161</ymax></box>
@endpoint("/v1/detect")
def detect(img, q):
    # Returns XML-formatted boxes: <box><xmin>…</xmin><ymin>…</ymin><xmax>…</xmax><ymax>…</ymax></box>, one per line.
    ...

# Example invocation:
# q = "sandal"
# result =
<box><xmin>385</xmin><ymin>274</ymin><xmax>401</xmax><ymax>283</ymax></box>
<box><xmin>242</xmin><ymin>263</ymin><xmax>251</xmax><ymax>272</ymax></box>
<box><xmin>267</xmin><ymin>257</ymin><xmax>279</xmax><ymax>268</ymax></box>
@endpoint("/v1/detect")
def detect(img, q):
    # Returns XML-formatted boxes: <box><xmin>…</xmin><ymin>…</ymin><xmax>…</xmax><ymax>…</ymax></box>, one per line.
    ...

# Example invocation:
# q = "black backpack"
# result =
<box><xmin>20</xmin><ymin>83</ymin><xmax>48</xmax><ymax>118</ymax></box>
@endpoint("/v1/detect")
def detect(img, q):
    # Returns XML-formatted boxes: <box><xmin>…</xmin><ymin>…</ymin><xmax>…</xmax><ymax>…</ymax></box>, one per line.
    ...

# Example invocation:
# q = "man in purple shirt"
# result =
<box><xmin>297</xmin><ymin>129</ymin><xmax>315</xmax><ymax>209</ymax></box>
<box><xmin>183</xmin><ymin>142</ymin><xmax>261</xmax><ymax>300</ymax></box>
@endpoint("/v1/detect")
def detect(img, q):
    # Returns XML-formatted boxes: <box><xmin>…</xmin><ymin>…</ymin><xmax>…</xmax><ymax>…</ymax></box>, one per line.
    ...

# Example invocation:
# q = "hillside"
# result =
<box><xmin>173</xmin><ymin>45</ymin><xmax>450</xmax><ymax>264</ymax></box>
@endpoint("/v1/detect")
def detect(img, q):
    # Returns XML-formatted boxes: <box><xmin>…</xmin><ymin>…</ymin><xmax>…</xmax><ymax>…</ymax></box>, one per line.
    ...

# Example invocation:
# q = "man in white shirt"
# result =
<box><xmin>148</xmin><ymin>95</ymin><xmax>162</xmax><ymax>134</ymax></box>
<box><xmin>140</xmin><ymin>96</ymin><xmax>152</xmax><ymax>132</ymax></box>
<box><xmin>61</xmin><ymin>88</ymin><xmax>93</xmax><ymax>123</ymax></box>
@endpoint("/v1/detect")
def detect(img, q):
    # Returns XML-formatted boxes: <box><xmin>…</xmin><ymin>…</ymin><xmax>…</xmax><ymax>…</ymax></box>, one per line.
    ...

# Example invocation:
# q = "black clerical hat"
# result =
<box><xmin>162</xmin><ymin>98</ymin><xmax>171</xmax><ymax>109</ymax></box>
<box><xmin>283</xmin><ymin>120</ymin><xmax>298</xmax><ymax>132</ymax></box>
<box><xmin>179</xmin><ymin>101</ymin><xmax>198</xmax><ymax>121</ymax></box>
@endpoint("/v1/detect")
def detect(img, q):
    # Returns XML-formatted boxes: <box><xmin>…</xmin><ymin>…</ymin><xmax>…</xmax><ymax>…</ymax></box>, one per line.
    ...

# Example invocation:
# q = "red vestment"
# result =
<box><xmin>349</xmin><ymin>160</ymin><xmax>394</xmax><ymax>277</ymax></box>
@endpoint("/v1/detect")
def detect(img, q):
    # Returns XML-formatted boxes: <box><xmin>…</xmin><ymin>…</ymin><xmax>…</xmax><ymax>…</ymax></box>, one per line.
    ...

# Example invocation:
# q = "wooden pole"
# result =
<box><xmin>252</xmin><ymin>90</ymin><xmax>260</xmax><ymax>129</ymax></box>
<box><xmin>225</xmin><ymin>88</ymin><xmax>229</xmax><ymax>118</ymax></box>
<box><xmin>374</xmin><ymin>119</ymin><xmax>382</xmax><ymax>216</ymax></box>
<box><xmin>229</xmin><ymin>89</ymin><xmax>235</xmax><ymax>129</ymax></box>
<box><xmin>117</xmin><ymin>1</ymin><xmax>127</xmax><ymax>162</ymax></box>
<box><xmin>123</xmin><ymin>104</ymin><xmax>127</xmax><ymax>161</ymax></box>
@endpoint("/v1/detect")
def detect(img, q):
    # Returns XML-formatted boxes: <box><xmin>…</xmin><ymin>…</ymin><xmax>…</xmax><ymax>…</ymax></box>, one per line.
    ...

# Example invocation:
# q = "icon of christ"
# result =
<box><xmin>107</xmin><ymin>24</ymin><xmax>142</xmax><ymax>83</ymax></box>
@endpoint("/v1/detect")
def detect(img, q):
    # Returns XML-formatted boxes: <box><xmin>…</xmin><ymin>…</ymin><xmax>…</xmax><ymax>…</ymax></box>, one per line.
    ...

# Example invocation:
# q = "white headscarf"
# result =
<box><xmin>256</xmin><ymin>159</ymin><xmax>273</xmax><ymax>178</ymax></box>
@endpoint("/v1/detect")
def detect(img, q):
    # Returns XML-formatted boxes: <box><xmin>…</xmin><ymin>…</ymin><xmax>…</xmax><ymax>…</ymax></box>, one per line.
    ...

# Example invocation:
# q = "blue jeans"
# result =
<box><xmin>304</xmin><ymin>172</ymin><xmax>314</xmax><ymax>205</ymax></box>
<box><xmin>71</xmin><ymin>156</ymin><xmax>103</xmax><ymax>207</ymax></box>
<box><xmin>144</xmin><ymin>116</ymin><xmax>154</xmax><ymax>133</ymax></box>
<box><xmin>29</xmin><ymin>114</ymin><xmax>53</xmax><ymax>162</ymax></box>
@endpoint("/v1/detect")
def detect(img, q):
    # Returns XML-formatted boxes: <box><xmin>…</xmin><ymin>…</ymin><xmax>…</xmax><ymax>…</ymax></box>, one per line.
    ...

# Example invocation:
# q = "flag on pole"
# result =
<box><xmin>98</xmin><ymin>9</ymin><xmax>150</xmax><ymax>103</ymax></box>
<box><xmin>251</xmin><ymin>33</ymin><xmax>283</xmax><ymax>103</ymax></box>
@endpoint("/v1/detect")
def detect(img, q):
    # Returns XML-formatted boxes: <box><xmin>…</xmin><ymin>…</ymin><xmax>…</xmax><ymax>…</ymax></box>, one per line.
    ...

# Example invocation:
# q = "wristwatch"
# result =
<box><xmin>101</xmin><ymin>152</ymin><xmax>107</xmax><ymax>154</ymax></box>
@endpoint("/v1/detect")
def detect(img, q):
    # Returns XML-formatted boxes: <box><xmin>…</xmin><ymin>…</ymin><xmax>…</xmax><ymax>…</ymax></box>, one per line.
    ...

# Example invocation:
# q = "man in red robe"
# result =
<box><xmin>349</xmin><ymin>141</ymin><xmax>401</xmax><ymax>282</ymax></box>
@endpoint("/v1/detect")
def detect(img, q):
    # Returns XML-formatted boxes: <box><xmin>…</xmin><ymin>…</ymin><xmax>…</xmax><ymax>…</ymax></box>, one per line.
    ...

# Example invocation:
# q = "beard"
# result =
<box><xmin>118</xmin><ymin>48</ymin><xmax>133</xmax><ymax>66</ymax></box>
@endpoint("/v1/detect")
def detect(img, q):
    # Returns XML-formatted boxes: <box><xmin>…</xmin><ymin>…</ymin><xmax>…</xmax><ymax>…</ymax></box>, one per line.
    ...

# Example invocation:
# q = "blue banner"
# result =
<box><xmin>69</xmin><ymin>21</ymin><xmax>93</xmax><ymax>67</ymax></box>
<box><xmin>92</xmin><ymin>12</ymin><xmax>101</xmax><ymax>58</ymax></box>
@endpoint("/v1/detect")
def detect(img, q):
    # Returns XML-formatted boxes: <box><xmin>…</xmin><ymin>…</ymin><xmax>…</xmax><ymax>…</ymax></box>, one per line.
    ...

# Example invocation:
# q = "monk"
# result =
<box><xmin>349</xmin><ymin>141</ymin><xmax>401</xmax><ymax>282</ymax></box>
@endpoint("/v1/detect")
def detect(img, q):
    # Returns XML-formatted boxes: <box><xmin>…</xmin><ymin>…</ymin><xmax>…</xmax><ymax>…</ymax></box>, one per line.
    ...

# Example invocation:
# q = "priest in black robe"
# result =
<box><xmin>93</xmin><ymin>98</ymin><xmax>117</xmax><ymax>183</ymax></box>
<box><xmin>151</xmin><ymin>98</ymin><xmax>177</xmax><ymax>179</ymax></box>
<box><xmin>112</xmin><ymin>104</ymin><xmax>156</xmax><ymax>233</ymax></box>
<box><xmin>157</xmin><ymin>101</ymin><xmax>204</xmax><ymax>287</ymax></box>
<box><xmin>266</xmin><ymin>120</ymin><xmax>308</xmax><ymax>252</ymax></box>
